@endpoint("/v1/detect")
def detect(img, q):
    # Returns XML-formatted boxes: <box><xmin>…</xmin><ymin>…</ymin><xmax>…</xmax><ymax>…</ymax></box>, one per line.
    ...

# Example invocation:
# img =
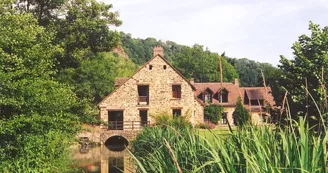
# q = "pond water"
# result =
<box><xmin>71</xmin><ymin>145</ymin><xmax>136</xmax><ymax>173</ymax></box>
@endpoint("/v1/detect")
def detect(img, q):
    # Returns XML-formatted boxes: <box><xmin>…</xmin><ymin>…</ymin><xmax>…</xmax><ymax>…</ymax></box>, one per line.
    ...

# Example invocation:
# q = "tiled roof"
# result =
<box><xmin>193</xmin><ymin>83</ymin><xmax>276</xmax><ymax>108</ymax></box>
<box><xmin>245</xmin><ymin>89</ymin><xmax>264</xmax><ymax>100</ymax></box>
<box><xmin>193</xmin><ymin>82</ymin><xmax>241</xmax><ymax>106</ymax></box>
<box><xmin>240</xmin><ymin>87</ymin><xmax>276</xmax><ymax>107</ymax></box>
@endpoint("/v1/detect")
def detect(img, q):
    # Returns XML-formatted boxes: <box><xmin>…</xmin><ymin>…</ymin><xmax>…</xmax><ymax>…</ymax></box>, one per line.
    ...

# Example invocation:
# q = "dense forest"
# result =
<box><xmin>0</xmin><ymin>0</ymin><xmax>327</xmax><ymax>172</ymax></box>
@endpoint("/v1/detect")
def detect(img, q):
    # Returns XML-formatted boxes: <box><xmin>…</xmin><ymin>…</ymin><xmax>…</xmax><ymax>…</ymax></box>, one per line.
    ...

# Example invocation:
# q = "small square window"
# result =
<box><xmin>173</xmin><ymin>109</ymin><xmax>181</xmax><ymax>117</ymax></box>
<box><xmin>163</xmin><ymin>65</ymin><xmax>167</xmax><ymax>69</ymax></box>
<box><xmin>149</xmin><ymin>65</ymin><xmax>153</xmax><ymax>70</ymax></box>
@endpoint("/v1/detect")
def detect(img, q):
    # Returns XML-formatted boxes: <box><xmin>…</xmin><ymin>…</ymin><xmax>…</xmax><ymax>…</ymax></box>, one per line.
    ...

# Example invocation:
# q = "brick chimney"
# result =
<box><xmin>234</xmin><ymin>78</ymin><xmax>239</xmax><ymax>86</ymax></box>
<box><xmin>153</xmin><ymin>46</ymin><xmax>164</xmax><ymax>57</ymax></box>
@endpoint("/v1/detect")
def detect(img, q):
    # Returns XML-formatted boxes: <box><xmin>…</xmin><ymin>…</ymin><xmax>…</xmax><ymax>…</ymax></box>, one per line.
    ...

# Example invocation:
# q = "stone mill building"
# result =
<box><xmin>98</xmin><ymin>46</ymin><xmax>276</xmax><ymax>129</ymax></box>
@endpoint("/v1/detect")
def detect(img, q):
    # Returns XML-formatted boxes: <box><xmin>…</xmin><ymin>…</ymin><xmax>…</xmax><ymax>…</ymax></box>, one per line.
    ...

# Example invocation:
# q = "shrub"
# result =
<box><xmin>152</xmin><ymin>112</ymin><xmax>192</xmax><ymax>129</ymax></box>
<box><xmin>196</xmin><ymin>121</ymin><xmax>216</xmax><ymax>129</ymax></box>
<box><xmin>233</xmin><ymin>97</ymin><xmax>251</xmax><ymax>126</ymax></box>
<box><xmin>204</xmin><ymin>104</ymin><xmax>224</xmax><ymax>124</ymax></box>
<box><xmin>0</xmin><ymin>114</ymin><xmax>78</xmax><ymax>172</ymax></box>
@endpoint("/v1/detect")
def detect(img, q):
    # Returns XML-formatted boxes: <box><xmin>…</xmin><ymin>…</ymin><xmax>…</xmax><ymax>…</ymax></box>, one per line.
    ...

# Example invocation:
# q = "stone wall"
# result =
<box><xmin>98</xmin><ymin>55</ymin><xmax>204</xmax><ymax>126</ymax></box>
<box><xmin>223</xmin><ymin>107</ymin><xmax>235</xmax><ymax>125</ymax></box>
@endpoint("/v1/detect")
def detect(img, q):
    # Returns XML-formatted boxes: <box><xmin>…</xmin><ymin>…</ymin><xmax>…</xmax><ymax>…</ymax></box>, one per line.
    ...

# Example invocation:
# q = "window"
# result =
<box><xmin>172</xmin><ymin>109</ymin><xmax>181</xmax><ymax>117</ymax></box>
<box><xmin>222</xmin><ymin>112</ymin><xmax>228</xmax><ymax>124</ymax></box>
<box><xmin>138</xmin><ymin>85</ymin><xmax>149</xmax><ymax>105</ymax></box>
<box><xmin>163</xmin><ymin>65</ymin><xmax>167</xmax><ymax>69</ymax></box>
<box><xmin>172</xmin><ymin>85</ymin><xmax>181</xmax><ymax>98</ymax></box>
<box><xmin>149</xmin><ymin>65</ymin><xmax>153</xmax><ymax>70</ymax></box>
<box><xmin>139</xmin><ymin>110</ymin><xmax>148</xmax><ymax>126</ymax></box>
<box><xmin>218</xmin><ymin>90</ymin><xmax>228</xmax><ymax>103</ymax></box>
<box><xmin>204</xmin><ymin>92</ymin><xmax>212</xmax><ymax>103</ymax></box>
<box><xmin>251</xmin><ymin>100</ymin><xmax>260</xmax><ymax>106</ymax></box>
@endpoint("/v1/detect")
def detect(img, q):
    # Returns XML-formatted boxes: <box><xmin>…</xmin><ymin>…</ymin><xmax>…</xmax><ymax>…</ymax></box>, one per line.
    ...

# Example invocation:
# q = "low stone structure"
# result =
<box><xmin>77</xmin><ymin>129</ymin><xmax>140</xmax><ymax>145</ymax></box>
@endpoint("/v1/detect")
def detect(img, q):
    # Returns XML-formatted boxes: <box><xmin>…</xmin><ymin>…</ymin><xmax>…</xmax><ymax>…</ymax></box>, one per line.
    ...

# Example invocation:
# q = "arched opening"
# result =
<box><xmin>105</xmin><ymin>136</ymin><xmax>129</xmax><ymax>151</ymax></box>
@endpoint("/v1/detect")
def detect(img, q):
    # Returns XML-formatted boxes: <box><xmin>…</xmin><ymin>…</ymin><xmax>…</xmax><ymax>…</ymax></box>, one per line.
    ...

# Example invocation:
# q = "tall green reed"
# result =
<box><xmin>131</xmin><ymin>113</ymin><xmax>327</xmax><ymax>173</ymax></box>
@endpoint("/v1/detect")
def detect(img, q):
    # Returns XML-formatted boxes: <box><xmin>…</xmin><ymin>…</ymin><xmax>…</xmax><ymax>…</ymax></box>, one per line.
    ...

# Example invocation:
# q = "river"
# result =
<box><xmin>71</xmin><ymin>145</ymin><xmax>136</xmax><ymax>173</ymax></box>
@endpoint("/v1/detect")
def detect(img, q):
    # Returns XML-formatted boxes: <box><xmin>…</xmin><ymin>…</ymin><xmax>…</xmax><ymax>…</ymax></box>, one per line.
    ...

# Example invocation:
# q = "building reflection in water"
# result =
<box><xmin>72</xmin><ymin>145</ymin><xmax>136</xmax><ymax>173</ymax></box>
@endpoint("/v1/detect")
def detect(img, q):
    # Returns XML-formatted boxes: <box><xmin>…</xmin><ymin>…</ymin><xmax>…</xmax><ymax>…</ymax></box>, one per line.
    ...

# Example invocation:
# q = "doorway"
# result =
<box><xmin>139</xmin><ymin>110</ymin><xmax>148</xmax><ymax>127</ymax></box>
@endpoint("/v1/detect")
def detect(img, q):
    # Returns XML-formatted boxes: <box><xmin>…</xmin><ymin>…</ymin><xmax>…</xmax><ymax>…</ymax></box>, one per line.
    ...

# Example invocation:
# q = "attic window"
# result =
<box><xmin>163</xmin><ymin>65</ymin><xmax>167</xmax><ymax>69</ymax></box>
<box><xmin>218</xmin><ymin>90</ymin><xmax>228</xmax><ymax>103</ymax></box>
<box><xmin>149</xmin><ymin>65</ymin><xmax>153</xmax><ymax>70</ymax></box>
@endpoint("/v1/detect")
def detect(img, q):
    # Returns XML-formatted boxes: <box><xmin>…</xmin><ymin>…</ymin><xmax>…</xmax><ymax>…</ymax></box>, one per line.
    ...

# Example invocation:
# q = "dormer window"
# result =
<box><xmin>218</xmin><ymin>89</ymin><xmax>228</xmax><ymax>103</ymax></box>
<box><xmin>149</xmin><ymin>65</ymin><xmax>153</xmax><ymax>70</ymax></box>
<box><xmin>163</xmin><ymin>65</ymin><xmax>167</xmax><ymax>69</ymax></box>
<box><xmin>202</xmin><ymin>88</ymin><xmax>213</xmax><ymax>103</ymax></box>
<box><xmin>204</xmin><ymin>92</ymin><xmax>211</xmax><ymax>103</ymax></box>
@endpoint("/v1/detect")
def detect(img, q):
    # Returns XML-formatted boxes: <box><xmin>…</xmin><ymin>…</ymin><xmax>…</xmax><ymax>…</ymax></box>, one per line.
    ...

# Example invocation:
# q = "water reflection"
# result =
<box><xmin>72</xmin><ymin>145</ymin><xmax>136</xmax><ymax>173</ymax></box>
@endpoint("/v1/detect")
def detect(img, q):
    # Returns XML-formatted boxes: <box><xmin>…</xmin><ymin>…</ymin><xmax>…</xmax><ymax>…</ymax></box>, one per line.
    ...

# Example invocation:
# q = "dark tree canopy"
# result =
<box><xmin>279</xmin><ymin>22</ymin><xmax>328</xmax><ymax>125</ymax></box>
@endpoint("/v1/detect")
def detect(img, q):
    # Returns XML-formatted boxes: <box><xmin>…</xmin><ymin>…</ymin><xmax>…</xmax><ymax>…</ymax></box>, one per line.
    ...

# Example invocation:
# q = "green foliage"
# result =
<box><xmin>0</xmin><ymin>12</ymin><xmax>78</xmax><ymax>118</ymax></box>
<box><xmin>132</xmin><ymin>117</ymin><xmax>328</xmax><ymax>173</ymax></box>
<box><xmin>10</xmin><ymin>0</ymin><xmax>122</xmax><ymax>68</ymax></box>
<box><xmin>152</xmin><ymin>113</ymin><xmax>192</xmax><ymax>129</ymax></box>
<box><xmin>120</xmin><ymin>33</ymin><xmax>239</xmax><ymax>82</ymax></box>
<box><xmin>226</xmin><ymin>57</ymin><xmax>283</xmax><ymax>104</ymax></box>
<box><xmin>0</xmin><ymin>114</ymin><xmax>79</xmax><ymax>172</ymax></box>
<box><xmin>132</xmin><ymin>115</ymin><xmax>193</xmax><ymax>160</ymax></box>
<box><xmin>233</xmin><ymin>97</ymin><xmax>251</xmax><ymax>126</ymax></box>
<box><xmin>120</xmin><ymin>32</ymin><xmax>183</xmax><ymax>64</ymax></box>
<box><xmin>279</xmin><ymin>22</ymin><xmax>328</xmax><ymax>124</ymax></box>
<box><xmin>0</xmin><ymin>11</ymin><xmax>80</xmax><ymax>172</ymax></box>
<box><xmin>53</xmin><ymin>0</ymin><xmax>122</xmax><ymax>68</ymax></box>
<box><xmin>173</xmin><ymin>44</ymin><xmax>238</xmax><ymax>82</ymax></box>
<box><xmin>59</xmin><ymin>52</ymin><xmax>137</xmax><ymax>104</ymax></box>
<box><xmin>204</xmin><ymin>104</ymin><xmax>224</xmax><ymax>124</ymax></box>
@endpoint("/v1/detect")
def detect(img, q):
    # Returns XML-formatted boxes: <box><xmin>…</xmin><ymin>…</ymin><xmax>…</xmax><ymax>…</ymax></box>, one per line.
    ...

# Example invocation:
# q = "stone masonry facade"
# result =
<box><xmin>98</xmin><ymin>47</ymin><xmax>204</xmax><ymax>127</ymax></box>
<box><xmin>98</xmin><ymin>46</ymin><xmax>276</xmax><ymax>128</ymax></box>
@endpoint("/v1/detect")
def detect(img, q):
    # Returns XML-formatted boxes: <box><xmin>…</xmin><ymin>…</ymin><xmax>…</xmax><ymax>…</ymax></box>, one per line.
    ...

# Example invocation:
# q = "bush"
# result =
<box><xmin>195</xmin><ymin>121</ymin><xmax>216</xmax><ymax>129</ymax></box>
<box><xmin>152</xmin><ymin>112</ymin><xmax>192</xmax><ymax>129</ymax></box>
<box><xmin>204</xmin><ymin>105</ymin><xmax>224</xmax><ymax>124</ymax></box>
<box><xmin>0</xmin><ymin>114</ymin><xmax>79</xmax><ymax>172</ymax></box>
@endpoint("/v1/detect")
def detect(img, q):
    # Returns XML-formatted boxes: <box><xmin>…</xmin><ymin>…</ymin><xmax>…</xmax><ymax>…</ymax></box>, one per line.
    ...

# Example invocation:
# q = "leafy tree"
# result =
<box><xmin>120</xmin><ymin>32</ymin><xmax>183</xmax><ymax>64</ymax></box>
<box><xmin>0</xmin><ymin>12</ymin><xmax>79</xmax><ymax>171</ymax></box>
<box><xmin>233</xmin><ymin>97</ymin><xmax>251</xmax><ymax>126</ymax></box>
<box><xmin>9</xmin><ymin>0</ymin><xmax>122</xmax><ymax>68</ymax></box>
<box><xmin>0</xmin><ymin>13</ymin><xmax>79</xmax><ymax>118</ymax></box>
<box><xmin>279</xmin><ymin>22</ymin><xmax>328</xmax><ymax>125</ymax></box>
<box><xmin>204</xmin><ymin>105</ymin><xmax>224</xmax><ymax>124</ymax></box>
<box><xmin>226</xmin><ymin>57</ymin><xmax>283</xmax><ymax>105</ymax></box>
<box><xmin>173</xmin><ymin>45</ymin><xmax>238</xmax><ymax>82</ymax></box>
<box><xmin>258</xmin><ymin>63</ymin><xmax>284</xmax><ymax>105</ymax></box>
<box><xmin>59</xmin><ymin>52</ymin><xmax>138</xmax><ymax>104</ymax></box>
<box><xmin>233</xmin><ymin>58</ymin><xmax>260</xmax><ymax>86</ymax></box>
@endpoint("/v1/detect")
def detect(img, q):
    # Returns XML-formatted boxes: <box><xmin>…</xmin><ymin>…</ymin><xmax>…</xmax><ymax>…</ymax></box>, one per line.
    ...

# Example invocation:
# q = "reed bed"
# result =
<box><xmin>131</xmin><ymin>116</ymin><xmax>327</xmax><ymax>173</ymax></box>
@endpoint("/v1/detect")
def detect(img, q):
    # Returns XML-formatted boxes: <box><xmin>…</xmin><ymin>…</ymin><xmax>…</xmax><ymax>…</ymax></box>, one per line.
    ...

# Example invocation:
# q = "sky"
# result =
<box><xmin>103</xmin><ymin>0</ymin><xmax>328</xmax><ymax>66</ymax></box>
